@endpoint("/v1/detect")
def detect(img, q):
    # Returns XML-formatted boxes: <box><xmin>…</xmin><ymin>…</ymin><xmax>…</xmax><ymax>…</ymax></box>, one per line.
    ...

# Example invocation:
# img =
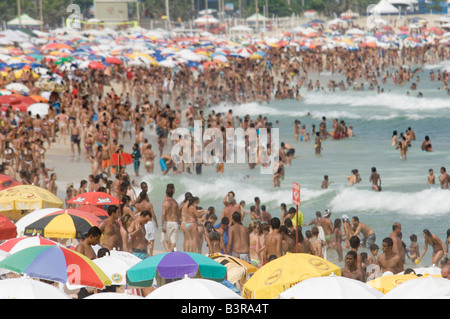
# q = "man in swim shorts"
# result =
<box><xmin>162</xmin><ymin>184</ymin><xmax>180</xmax><ymax>252</ymax></box>
<box><xmin>352</xmin><ymin>216</ymin><xmax>376</xmax><ymax>248</ymax></box>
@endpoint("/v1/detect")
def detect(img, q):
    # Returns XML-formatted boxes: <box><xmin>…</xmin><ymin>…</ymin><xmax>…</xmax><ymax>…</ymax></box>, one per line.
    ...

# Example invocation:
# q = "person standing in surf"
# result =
<box><xmin>370</xmin><ymin>167</ymin><xmax>381</xmax><ymax>191</ymax></box>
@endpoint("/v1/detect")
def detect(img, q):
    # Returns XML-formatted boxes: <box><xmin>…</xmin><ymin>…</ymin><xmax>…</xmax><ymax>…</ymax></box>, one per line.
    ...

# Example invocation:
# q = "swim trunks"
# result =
<box><xmin>71</xmin><ymin>135</ymin><xmax>80</xmax><ymax>145</ymax></box>
<box><xmin>232</xmin><ymin>252</ymin><xmax>251</xmax><ymax>264</ymax></box>
<box><xmin>163</xmin><ymin>221</ymin><xmax>179</xmax><ymax>244</ymax></box>
<box><xmin>361</xmin><ymin>233</ymin><xmax>376</xmax><ymax>248</ymax></box>
<box><xmin>132</xmin><ymin>248</ymin><xmax>147</xmax><ymax>260</ymax></box>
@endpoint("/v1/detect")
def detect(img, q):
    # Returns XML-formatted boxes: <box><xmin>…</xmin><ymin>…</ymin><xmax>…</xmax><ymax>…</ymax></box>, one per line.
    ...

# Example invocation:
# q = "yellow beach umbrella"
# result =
<box><xmin>242</xmin><ymin>253</ymin><xmax>341</xmax><ymax>299</ymax></box>
<box><xmin>0</xmin><ymin>185</ymin><xmax>64</xmax><ymax>222</ymax></box>
<box><xmin>366</xmin><ymin>274</ymin><xmax>441</xmax><ymax>294</ymax></box>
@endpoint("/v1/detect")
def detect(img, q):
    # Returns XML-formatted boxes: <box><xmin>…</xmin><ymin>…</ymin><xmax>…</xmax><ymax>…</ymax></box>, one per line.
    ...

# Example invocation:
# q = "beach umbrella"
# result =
<box><xmin>85</xmin><ymin>292</ymin><xmax>144</xmax><ymax>299</ymax></box>
<box><xmin>24</xmin><ymin>209</ymin><xmax>102</xmax><ymax>239</ymax></box>
<box><xmin>0</xmin><ymin>236</ymin><xmax>58</xmax><ymax>254</ymax></box>
<box><xmin>0</xmin><ymin>245</ymin><xmax>111</xmax><ymax>289</ymax></box>
<box><xmin>0</xmin><ymin>213</ymin><xmax>17</xmax><ymax>240</ymax></box>
<box><xmin>76</xmin><ymin>204</ymin><xmax>108</xmax><ymax>218</ymax></box>
<box><xmin>279</xmin><ymin>273</ymin><xmax>383</xmax><ymax>299</ymax></box>
<box><xmin>14</xmin><ymin>207</ymin><xmax>61</xmax><ymax>237</ymax></box>
<box><xmin>398</xmin><ymin>265</ymin><xmax>442</xmax><ymax>276</ymax></box>
<box><xmin>29</xmin><ymin>94</ymin><xmax>48</xmax><ymax>103</ymax></box>
<box><xmin>242</xmin><ymin>253</ymin><xmax>341</xmax><ymax>299</ymax></box>
<box><xmin>366</xmin><ymin>273</ymin><xmax>420</xmax><ymax>293</ymax></box>
<box><xmin>5</xmin><ymin>82</ymin><xmax>29</xmax><ymax>93</ymax></box>
<box><xmin>93</xmin><ymin>255</ymin><xmax>140</xmax><ymax>286</ymax></box>
<box><xmin>109</xmin><ymin>249</ymin><xmax>143</xmax><ymax>265</ymax></box>
<box><xmin>126</xmin><ymin>251</ymin><xmax>227</xmax><ymax>287</ymax></box>
<box><xmin>67</xmin><ymin>191</ymin><xmax>120</xmax><ymax>206</ymax></box>
<box><xmin>27</xmin><ymin>103</ymin><xmax>49</xmax><ymax>117</ymax></box>
<box><xmin>0</xmin><ymin>185</ymin><xmax>63</xmax><ymax>221</ymax></box>
<box><xmin>111</xmin><ymin>152</ymin><xmax>133</xmax><ymax>166</ymax></box>
<box><xmin>146</xmin><ymin>277</ymin><xmax>242</xmax><ymax>299</ymax></box>
<box><xmin>105</xmin><ymin>57</ymin><xmax>122</xmax><ymax>65</ymax></box>
<box><xmin>88</xmin><ymin>61</ymin><xmax>106</xmax><ymax>70</ymax></box>
<box><xmin>0</xmin><ymin>174</ymin><xmax>21</xmax><ymax>190</ymax></box>
<box><xmin>208</xmin><ymin>253</ymin><xmax>257</xmax><ymax>289</ymax></box>
<box><xmin>0</xmin><ymin>277</ymin><xmax>70</xmax><ymax>299</ymax></box>
<box><xmin>382</xmin><ymin>276</ymin><xmax>450</xmax><ymax>299</ymax></box>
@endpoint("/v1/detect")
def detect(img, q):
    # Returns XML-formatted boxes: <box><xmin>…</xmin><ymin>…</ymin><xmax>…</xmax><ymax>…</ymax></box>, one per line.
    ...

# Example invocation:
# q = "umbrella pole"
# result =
<box><xmin>296</xmin><ymin>204</ymin><xmax>299</xmax><ymax>253</ymax></box>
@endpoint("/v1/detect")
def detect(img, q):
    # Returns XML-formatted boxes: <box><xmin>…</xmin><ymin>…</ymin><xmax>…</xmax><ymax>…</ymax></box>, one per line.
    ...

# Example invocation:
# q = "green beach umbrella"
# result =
<box><xmin>126</xmin><ymin>251</ymin><xmax>227</xmax><ymax>287</ymax></box>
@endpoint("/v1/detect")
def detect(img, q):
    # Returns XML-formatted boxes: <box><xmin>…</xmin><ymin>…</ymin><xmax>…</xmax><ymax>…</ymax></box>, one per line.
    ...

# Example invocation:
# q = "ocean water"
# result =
<box><xmin>141</xmin><ymin>62</ymin><xmax>450</xmax><ymax>269</ymax></box>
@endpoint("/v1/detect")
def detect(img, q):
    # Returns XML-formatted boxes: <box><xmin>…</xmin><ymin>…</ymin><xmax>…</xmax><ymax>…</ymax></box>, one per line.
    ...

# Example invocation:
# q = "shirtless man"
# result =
<box><xmin>439</xmin><ymin>167</ymin><xmax>449</xmax><ymax>189</ymax></box>
<box><xmin>369</xmin><ymin>167</ymin><xmax>381</xmax><ymax>191</ymax></box>
<box><xmin>69</xmin><ymin>118</ymin><xmax>82</xmax><ymax>159</ymax></box>
<box><xmin>161</xmin><ymin>183</ymin><xmax>180</xmax><ymax>252</ymax></box>
<box><xmin>227</xmin><ymin>212</ymin><xmax>251</xmax><ymax>263</ymax></box>
<box><xmin>390</xmin><ymin>222</ymin><xmax>406</xmax><ymax>264</ymax></box>
<box><xmin>341</xmin><ymin>251</ymin><xmax>366</xmax><ymax>282</ymax></box>
<box><xmin>98</xmin><ymin>205</ymin><xmax>123</xmax><ymax>251</ymax></box>
<box><xmin>157</xmin><ymin>113</ymin><xmax>169</xmax><ymax>156</ymax></box>
<box><xmin>221</xmin><ymin>197</ymin><xmax>241</xmax><ymax>224</ymax></box>
<box><xmin>311</xmin><ymin>226</ymin><xmax>325</xmax><ymax>258</ymax></box>
<box><xmin>321</xmin><ymin>209</ymin><xmax>333</xmax><ymax>246</ymax></box>
<box><xmin>127</xmin><ymin>210</ymin><xmax>152</xmax><ymax>260</ymax></box>
<box><xmin>133</xmin><ymin>191</ymin><xmax>158</xmax><ymax>229</ymax></box>
<box><xmin>419</xmin><ymin>229</ymin><xmax>446</xmax><ymax>266</ymax></box>
<box><xmin>378</xmin><ymin>237</ymin><xmax>404</xmax><ymax>274</ymax></box>
<box><xmin>121</xmin><ymin>104</ymin><xmax>132</xmax><ymax>140</ymax></box>
<box><xmin>75</xmin><ymin>226</ymin><xmax>102</xmax><ymax>260</ymax></box>
<box><xmin>101</xmin><ymin>139</ymin><xmax>112</xmax><ymax>177</ymax></box>
<box><xmin>263</xmin><ymin>217</ymin><xmax>283</xmax><ymax>263</ymax></box>
<box><xmin>280</xmin><ymin>142</ymin><xmax>296</xmax><ymax>166</ymax></box>
<box><xmin>352</xmin><ymin>216</ymin><xmax>376</xmax><ymax>248</ymax></box>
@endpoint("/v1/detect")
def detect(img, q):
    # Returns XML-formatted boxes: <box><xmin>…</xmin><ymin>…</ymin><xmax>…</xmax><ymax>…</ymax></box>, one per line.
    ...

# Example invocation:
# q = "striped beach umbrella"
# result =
<box><xmin>24</xmin><ymin>209</ymin><xmax>102</xmax><ymax>239</ymax></box>
<box><xmin>0</xmin><ymin>245</ymin><xmax>111</xmax><ymax>289</ymax></box>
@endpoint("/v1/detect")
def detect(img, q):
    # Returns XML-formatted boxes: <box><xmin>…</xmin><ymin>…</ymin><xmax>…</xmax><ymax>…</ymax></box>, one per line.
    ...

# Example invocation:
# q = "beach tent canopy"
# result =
<box><xmin>7</xmin><ymin>14</ymin><xmax>42</xmax><ymax>26</ymax></box>
<box><xmin>368</xmin><ymin>0</ymin><xmax>400</xmax><ymax>14</ymax></box>
<box><xmin>246</xmin><ymin>13</ymin><xmax>268</xmax><ymax>22</ymax></box>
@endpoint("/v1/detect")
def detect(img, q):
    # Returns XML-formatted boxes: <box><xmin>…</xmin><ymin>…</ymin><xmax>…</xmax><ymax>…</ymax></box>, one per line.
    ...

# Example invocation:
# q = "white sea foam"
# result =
<box><xmin>329</xmin><ymin>187</ymin><xmax>450</xmax><ymax>216</ymax></box>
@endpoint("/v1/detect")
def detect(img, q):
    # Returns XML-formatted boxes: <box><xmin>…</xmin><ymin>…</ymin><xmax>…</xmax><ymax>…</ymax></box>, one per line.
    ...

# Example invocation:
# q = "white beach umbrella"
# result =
<box><xmin>146</xmin><ymin>277</ymin><xmax>242</xmax><ymax>299</ymax></box>
<box><xmin>0</xmin><ymin>277</ymin><xmax>71</xmax><ymax>299</ymax></box>
<box><xmin>27</xmin><ymin>103</ymin><xmax>50</xmax><ymax>117</ymax></box>
<box><xmin>5</xmin><ymin>82</ymin><xmax>30</xmax><ymax>93</ymax></box>
<box><xmin>93</xmin><ymin>255</ymin><xmax>139</xmax><ymax>286</ymax></box>
<box><xmin>382</xmin><ymin>276</ymin><xmax>450</xmax><ymax>299</ymax></box>
<box><xmin>279</xmin><ymin>274</ymin><xmax>383</xmax><ymax>299</ymax></box>
<box><xmin>108</xmin><ymin>249</ymin><xmax>143</xmax><ymax>265</ymax></box>
<box><xmin>399</xmin><ymin>265</ymin><xmax>441</xmax><ymax>276</ymax></box>
<box><xmin>85</xmin><ymin>292</ymin><xmax>144</xmax><ymax>299</ymax></box>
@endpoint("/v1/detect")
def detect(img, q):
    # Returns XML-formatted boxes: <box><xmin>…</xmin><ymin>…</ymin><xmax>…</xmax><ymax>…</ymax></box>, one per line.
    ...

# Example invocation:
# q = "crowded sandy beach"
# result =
<box><xmin>0</xmin><ymin>9</ymin><xmax>449</xmax><ymax>300</ymax></box>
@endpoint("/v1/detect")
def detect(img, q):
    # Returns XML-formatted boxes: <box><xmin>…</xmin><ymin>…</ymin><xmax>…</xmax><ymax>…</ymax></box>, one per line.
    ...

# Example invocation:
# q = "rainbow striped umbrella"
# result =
<box><xmin>0</xmin><ymin>245</ymin><xmax>111</xmax><ymax>289</ymax></box>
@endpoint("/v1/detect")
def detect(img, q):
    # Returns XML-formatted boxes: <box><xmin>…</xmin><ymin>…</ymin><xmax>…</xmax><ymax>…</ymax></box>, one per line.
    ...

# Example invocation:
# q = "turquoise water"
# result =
<box><xmin>141</xmin><ymin>61</ymin><xmax>450</xmax><ymax>268</ymax></box>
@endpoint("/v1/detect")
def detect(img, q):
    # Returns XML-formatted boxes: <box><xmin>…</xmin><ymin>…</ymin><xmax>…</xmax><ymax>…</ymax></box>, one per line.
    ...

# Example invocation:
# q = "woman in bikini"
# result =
<box><xmin>180</xmin><ymin>192</ymin><xmax>193</xmax><ymax>252</ymax></box>
<box><xmin>419</xmin><ymin>229</ymin><xmax>446</xmax><ymax>266</ymax></box>
<box><xmin>330</xmin><ymin>218</ymin><xmax>344</xmax><ymax>262</ymax></box>
<box><xmin>186</xmin><ymin>197</ymin><xmax>208</xmax><ymax>253</ymax></box>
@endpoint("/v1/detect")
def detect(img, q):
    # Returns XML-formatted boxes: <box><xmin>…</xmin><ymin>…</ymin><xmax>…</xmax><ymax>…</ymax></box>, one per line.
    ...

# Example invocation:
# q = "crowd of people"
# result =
<box><xmin>69</xmin><ymin>182</ymin><xmax>450</xmax><ymax>291</ymax></box>
<box><xmin>0</xmin><ymin>31</ymin><xmax>450</xmax><ymax>298</ymax></box>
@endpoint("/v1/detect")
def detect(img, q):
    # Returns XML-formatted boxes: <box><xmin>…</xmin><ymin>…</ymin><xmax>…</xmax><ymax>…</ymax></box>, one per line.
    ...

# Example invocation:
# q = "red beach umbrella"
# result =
<box><xmin>67</xmin><ymin>192</ymin><xmax>120</xmax><ymax>206</ymax></box>
<box><xmin>0</xmin><ymin>213</ymin><xmax>17</xmax><ymax>240</ymax></box>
